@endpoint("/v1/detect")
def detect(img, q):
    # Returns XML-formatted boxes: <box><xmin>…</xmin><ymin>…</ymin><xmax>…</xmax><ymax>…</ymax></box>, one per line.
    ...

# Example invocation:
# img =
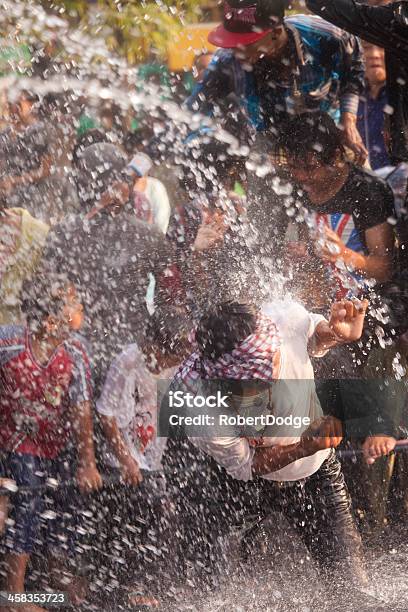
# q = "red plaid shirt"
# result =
<box><xmin>175</xmin><ymin>314</ymin><xmax>280</xmax><ymax>389</ymax></box>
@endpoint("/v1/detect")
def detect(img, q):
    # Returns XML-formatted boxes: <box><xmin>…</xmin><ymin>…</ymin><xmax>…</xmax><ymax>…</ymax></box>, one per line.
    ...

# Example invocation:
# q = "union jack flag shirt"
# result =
<box><xmin>305</xmin><ymin>165</ymin><xmax>395</xmax><ymax>298</ymax></box>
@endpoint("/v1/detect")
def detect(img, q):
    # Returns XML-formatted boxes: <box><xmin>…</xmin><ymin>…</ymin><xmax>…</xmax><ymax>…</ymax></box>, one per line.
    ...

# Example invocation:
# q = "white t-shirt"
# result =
<box><xmin>96</xmin><ymin>343</ymin><xmax>175</xmax><ymax>471</ymax></box>
<box><xmin>145</xmin><ymin>177</ymin><xmax>171</xmax><ymax>234</ymax></box>
<box><xmin>191</xmin><ymin>300</ymin><xmax>331</xmax><ymax>482</ymax></box>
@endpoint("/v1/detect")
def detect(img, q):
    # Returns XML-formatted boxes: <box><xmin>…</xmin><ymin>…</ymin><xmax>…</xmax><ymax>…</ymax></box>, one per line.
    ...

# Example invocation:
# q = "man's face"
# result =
<box><xmin>233</xmin><ymin>27</ymin><xmax>286</xmax><ymax>66</ymax></box>
<box><xmin>363</xmin><ymin>44</ymin><xmax>386</xmax><ymax>86</ymax></box>
<box><xmin>286</xmin><ymin>152</ymin><xmax>333</xmax><ymax>193</ymax></box>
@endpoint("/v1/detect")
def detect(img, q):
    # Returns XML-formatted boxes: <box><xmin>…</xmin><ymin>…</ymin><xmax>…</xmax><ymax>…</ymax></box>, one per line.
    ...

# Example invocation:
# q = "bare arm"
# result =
<box><xmin>309</xmin><ymin>299</ymin><xmax>368</xmax><ymax>356</ymax></box>
<box><xmin>100</xmin><ymin>415</ymin><xmax>143</xmax><ymax>486</ymax></box>
<box><xmin>320</xmin><ymin>222</ymin><xmax>394</xmax><ymax>282</ymax></box>
<box><xmin>71</xmin><ymin>401</ymin><xmax>102</xmax><ymax>493</ymax></box>
<box><xmin>253</xmin><ymin>416</ymin><xmax>344</xmax><ymax>476</ymax></box>
<box><xmin>0</xmin><ymin>155</ymin><xmax>52</xmax><ymax>194</ymax></box>
<box><xmin>101</xmin><ymin>415</ymin><xmax>132</xmax><ymax>463</ymax></box>
<box><xmin>341</xmin><ymin>222</ymin><xmax>393</xmax><ymax>282</ymax></box>
<box><xmin>252</xmin><ymin>442</ymin><xmax>309</xmax><ymax>476</ymax></box>
<box><xmin>362</xmin><ymin>222</ymin><xmax>394</xmax><ymax>282</ymax></box>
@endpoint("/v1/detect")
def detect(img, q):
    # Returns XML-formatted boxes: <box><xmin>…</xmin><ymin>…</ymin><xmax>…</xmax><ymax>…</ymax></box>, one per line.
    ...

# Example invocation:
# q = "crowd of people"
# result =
<box><xmin>1</xmin><ymin>0</ymin><xmax>408</xmax><ymax>610</ymax></box>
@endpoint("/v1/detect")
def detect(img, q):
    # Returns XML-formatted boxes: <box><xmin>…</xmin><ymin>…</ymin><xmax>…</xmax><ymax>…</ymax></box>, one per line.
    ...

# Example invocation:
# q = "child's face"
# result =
<box><xmin>44</xmin><ymin>285</ymin><xmax>84</xmax><ymax>338</ymax></box>
<box><xmin>18</xmin><ymin>97</ymin><xmax>35</xmax><ymax>123</ymax></box>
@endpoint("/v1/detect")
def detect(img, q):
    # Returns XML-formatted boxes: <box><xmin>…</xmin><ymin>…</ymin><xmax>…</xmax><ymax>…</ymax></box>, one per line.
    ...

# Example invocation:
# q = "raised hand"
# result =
<box><xmin>328</xmin><ymin>299</ymin><xmax>369</xmax><ymax>343</ymax></box>
<box><xmin>192</xmin><ymin>209</ymin><xmax>227</xmax><ymax>252</ymax></box>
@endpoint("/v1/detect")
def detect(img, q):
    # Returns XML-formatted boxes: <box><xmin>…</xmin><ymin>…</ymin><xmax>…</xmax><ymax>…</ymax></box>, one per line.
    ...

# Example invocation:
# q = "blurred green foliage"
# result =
<box><xmin>48</xmin><ymin>0</ymin><xmax>203</xmax><ymax>63</ymax></box>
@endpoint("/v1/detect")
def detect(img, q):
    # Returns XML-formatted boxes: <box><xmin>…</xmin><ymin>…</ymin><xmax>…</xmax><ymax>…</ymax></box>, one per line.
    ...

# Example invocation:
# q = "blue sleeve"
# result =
<box><xmin>336</xmin><ymin>30</ymin><xmax>365</xmax><ymax>115</ymax></box>
<box><xmin>0</xmin><ymin>325</ymin><xmax>26</xmax><ymax>365</ymax></box>
<box><xmin>186</xmin><ymin>51</ymin><xmax>234</xmax><ymax>115</ymax></box>
<box><xmin>304</xmin><ymin>16</ymin><xmax>364</xmax><ymax>114</ymax></box>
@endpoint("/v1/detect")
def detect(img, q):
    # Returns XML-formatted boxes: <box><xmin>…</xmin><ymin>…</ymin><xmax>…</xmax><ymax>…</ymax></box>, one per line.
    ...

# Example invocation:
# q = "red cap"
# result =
<box><xmin>208</xmin><ymin>24</ymin><xmax>272</xmax><ymax>48</ymax></box>
<box><xmin>208</xmin><ymin>0</ymin><xmax>284</xmax><ymax>49</ymax></box>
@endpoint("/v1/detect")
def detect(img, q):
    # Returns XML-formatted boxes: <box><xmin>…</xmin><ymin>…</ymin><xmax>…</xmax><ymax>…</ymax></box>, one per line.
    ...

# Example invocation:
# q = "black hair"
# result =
<box><xmin>196</xmin><ymin>302</ymin><xmax>258</xmax><ymax>361</ymax></box>
<box><xmin>277</xmin><ymin>112</ymin><xmax>346</xmax><ymax>166</ymax></box>
<box><xmin>72</xmin><ymin>129</ymin><xmax>108</xmax><ymax>165</ymax></box>
<box><xmin>21</xmin><ymin>275</ymin><xmax>70</xmax><ymax>329</ymax></box>
<box><xmin>19</xmin><ymin>90</ymin><xmax>40</xmax><ymax>104</ymax></box>
<box><xmin>75</xmin><ymin>142</ymin><xmax>128</xmax><ymax>209</ymax></box>
<box><xmin>123</xmin><ymin>129</ymin><xmax>153</xmax><ymax>155</ymax></box>
<box><xmin>144</xmin><ymin>307</ymin><xmax>192</xmax><ymax>356</ymax></box>
<box><xmin>180</xmin><ymin>138</ymin><xmax>247</xmax><ymax>196</ymax></box>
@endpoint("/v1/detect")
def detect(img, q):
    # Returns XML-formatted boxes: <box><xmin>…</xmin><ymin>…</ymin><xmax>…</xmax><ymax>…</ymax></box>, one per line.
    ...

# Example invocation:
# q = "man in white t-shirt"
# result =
<box><xmin>166</xmin><ymin>299</ymin><xmax>369</xmax><ymax>588</ymax></box>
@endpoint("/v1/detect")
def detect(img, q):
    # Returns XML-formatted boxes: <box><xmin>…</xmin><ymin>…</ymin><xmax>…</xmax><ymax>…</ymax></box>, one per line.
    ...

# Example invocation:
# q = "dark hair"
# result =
<box><xmin>180</xmin><ymin>138</ymin><xmax>247</xmax><ymax>196</ymax></box>
<box><xmin>277</xmin><ymin>112</ymin><xmax>346</xmax><ymax>166</ymax></box>
<box><xmin>75</xmin><ymin>142</ymin><xmax>128</xmax><ymax>208</ymax></box>
<box><xmin>144</xmin><ymin>307</ymin><xmax>192</xmax><ymax>356</ymax></box>
<box><xmin>72</xmin><ymin>129</ymin><xmax>108</xmax><ymax>165</ymax></box>
<box><xmin>21</xmin><ymin>275</ymin><xmax>69</xmax><ymax>328</ymax></box>
<box><xmin>123</xmin><ymin>129</ymin><xmax>153</xmax><ymax>155</ymax></box>
<box><xmin>19</xmin><ymin>90</ymin><xmax>39</xmax><ymax>105</ymax></box>
<box><xmin>196</xmin><ymin>302</ymin><xmax>258</xmax><ymax>361</ymax></box>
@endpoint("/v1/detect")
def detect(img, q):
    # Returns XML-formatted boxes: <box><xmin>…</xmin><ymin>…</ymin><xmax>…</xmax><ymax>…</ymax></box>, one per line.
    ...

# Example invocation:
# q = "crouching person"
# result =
<box><xmin>166</xmin><ymin>299</ymin><xmax>369</xmax><ymax>592</ymax></box>
<box><xmin>0</xmin><ymin>276</ymin><xmax>102</xmax><ymax>612</ymax></box>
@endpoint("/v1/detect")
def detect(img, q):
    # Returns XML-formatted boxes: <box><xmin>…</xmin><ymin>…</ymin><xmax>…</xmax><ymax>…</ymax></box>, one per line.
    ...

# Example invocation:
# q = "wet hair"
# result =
<box><xmin>144</xmin><ymin>308</ymin><xmax>192</xmax><ymax>356</ymax></box>
<box><xmin>75</xmin><ymin>142</ymin><xmax>128</xmax><ymax>208</ymax></box>
<box><xmin>72</xmin><ymin>129</ymin><xmax>108</xmax><ymax>165</ymax></box>
<box><xmin>196</xmin><ymin>302</ymin><xmax>258</xmax><ymax>361</ymax></box>
<box><xmin>21</xmin><ymin>275</ymin><xmax>69</xmax><ymax>329</ymax></box>
<box><xmin>18</xmin><ymin>90</ymin><xmax>40</xmax><ymax>105</ymax></box>
<box><xmin>180</xmin><ymin>138</ymin><xmax>247</xmax><ymax>196</ymax></box>
<box><xmin>277</xmin><ymin>112</ymin><xmax>346</xmax><ymax>166</ymax></box>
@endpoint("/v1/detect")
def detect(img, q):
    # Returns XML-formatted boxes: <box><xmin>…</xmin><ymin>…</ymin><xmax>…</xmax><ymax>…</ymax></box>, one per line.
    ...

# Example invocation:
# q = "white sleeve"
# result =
<box><xmin>191</xmin><ymin>437</ymin><xmax>255</xmax><ymax>482</ymax></box>
<box><xmin>96</xmin><ymin>346</ymin><xmax>138</xmax><ymax>418</ymax></box>
<box><xmin>151</xmin><ymin>180</ymin><xmax>171</xmax><ymax>234</ymax></box>
<box><xmin>307</xmin><ymin>312</ymin><xmax>328</xmax><ymax>339</ymax></box>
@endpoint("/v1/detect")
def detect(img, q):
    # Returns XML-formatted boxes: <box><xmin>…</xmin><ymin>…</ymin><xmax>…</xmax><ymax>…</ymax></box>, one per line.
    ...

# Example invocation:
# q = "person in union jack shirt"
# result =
<box><xmin>277</xmin><ymin>111</ymin><xmax>395</xmax><ymax>307</ymax></box>
<box><xmin>0</xmin><ymin>275</ymin><xmax>101</xmax><ymax>610</ymax></box>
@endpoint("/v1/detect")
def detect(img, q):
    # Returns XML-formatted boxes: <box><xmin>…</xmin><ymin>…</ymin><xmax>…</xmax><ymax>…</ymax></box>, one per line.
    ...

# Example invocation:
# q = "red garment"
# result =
<box><xmin>0</xmin><ymin>332</ymin><xmax>76</xmax><ymax>459</ymax></box>
<box><xmin>133</xmin><ymin>190</ymin><xmax>152</xmax><ymax>224</ymax></box>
